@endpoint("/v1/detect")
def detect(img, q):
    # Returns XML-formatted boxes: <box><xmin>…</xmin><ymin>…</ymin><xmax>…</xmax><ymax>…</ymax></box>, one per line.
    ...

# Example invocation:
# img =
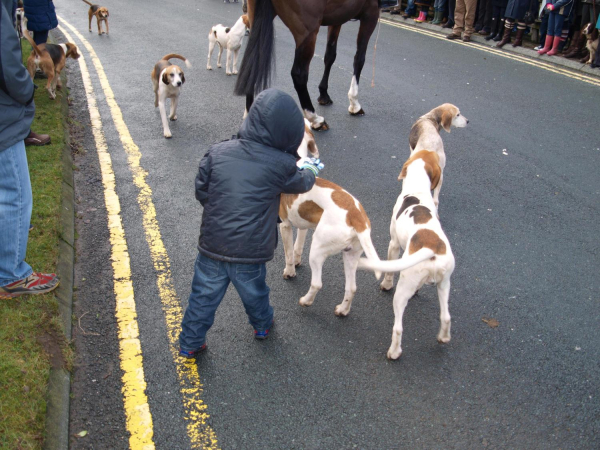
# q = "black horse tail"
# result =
<box><xmin>234</xmin><ymin>0</ymin><xmax>276</xmax><ymax>97</ymax></box>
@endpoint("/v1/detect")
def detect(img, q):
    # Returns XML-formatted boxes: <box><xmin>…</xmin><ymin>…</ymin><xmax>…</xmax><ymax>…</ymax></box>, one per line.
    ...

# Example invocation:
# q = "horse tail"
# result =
<box><xmin>234</xmin><ymin>0</ymin><xmax>276</xmax><ymax>96</ymax></box>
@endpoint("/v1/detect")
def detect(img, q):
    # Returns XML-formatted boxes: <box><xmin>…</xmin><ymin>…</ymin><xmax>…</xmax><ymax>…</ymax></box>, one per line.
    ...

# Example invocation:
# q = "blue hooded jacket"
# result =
<box><xmin>23</xmin><ymin>0</ymin><xmax>57</xmax><ymax>32</ymax></box>
<box><xmin>195</xmin><ymin>89</ymin><xmax>316</xmax><ymax>264</ymax></box>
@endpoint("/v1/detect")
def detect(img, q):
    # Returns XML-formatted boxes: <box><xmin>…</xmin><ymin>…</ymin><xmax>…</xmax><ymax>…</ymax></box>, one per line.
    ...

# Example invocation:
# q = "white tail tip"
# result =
<box><xmin>185</xmin><ymin>59</ymin><xmax>192</xmax><ymax>68</ymax></box>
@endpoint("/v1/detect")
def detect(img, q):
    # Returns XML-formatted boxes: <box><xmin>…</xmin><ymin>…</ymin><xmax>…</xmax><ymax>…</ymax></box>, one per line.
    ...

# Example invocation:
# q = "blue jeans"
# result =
<box><xmin>434</xmin><ymin>0</ymin><xmax>447</xmax><ymax>11</ymax></box>
<box><xmin>405</xmin><ymin>0</ymin><xmax>417</xmax><ymax>16</ymax></box>
<box><xmin>0</xmin><ymin>141</ymin><xmax>33</xmax><ymax>286</ymax></box>
<box><xmin>547</xmin><ymin>12</ymin><xmax>565</xmax><ymax>36</ymax></box>
<box><xmin>179</xmin><ymin>253</ymin><xmax>273</xmax><ymax>351</ymax></box>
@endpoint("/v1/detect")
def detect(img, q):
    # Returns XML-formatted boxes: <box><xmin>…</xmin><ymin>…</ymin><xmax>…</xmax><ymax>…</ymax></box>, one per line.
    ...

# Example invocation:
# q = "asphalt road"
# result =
<box><xmin>57</xmin><ymin>0</ymin><xmax>600</xmax><ymax>448</ymax></box>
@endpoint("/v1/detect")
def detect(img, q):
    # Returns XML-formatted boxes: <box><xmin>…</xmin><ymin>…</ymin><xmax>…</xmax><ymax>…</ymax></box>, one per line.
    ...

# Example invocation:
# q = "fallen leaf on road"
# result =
<box><xmin>76</xmin><ymin>431</ymin><xmax>88</xmax><ymax>438</ymax></box>
<box><xmin>482</xmin><ymin>318</ymin><xmax>499</xmax><ymax>328</ymax></box>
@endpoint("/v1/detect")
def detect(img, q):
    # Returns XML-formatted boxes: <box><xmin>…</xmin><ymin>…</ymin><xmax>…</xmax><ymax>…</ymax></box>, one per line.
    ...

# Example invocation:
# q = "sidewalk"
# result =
<box><xmin>381</xmin><ymin>12</ymin><xmax>600</xmax><ymax>79</ymax></box>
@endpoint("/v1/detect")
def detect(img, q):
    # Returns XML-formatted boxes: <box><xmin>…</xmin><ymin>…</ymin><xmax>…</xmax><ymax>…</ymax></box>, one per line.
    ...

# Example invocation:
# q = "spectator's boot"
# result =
<box><xmin>486</xmin><ymin>17</ymin><xmax>499</xmax><ymax>40</ymax></box>
<box><xmin>563</xmin><ymin>31</ymin><xmax>583</xmax><ymax>58</ymax></box>
<box><xmin>537</xmin><ymin>34</ymin><xmax>554</xmax><ymax>55</ymax></box>
<box><xmin>493</xmin><ymin>19</ymin><xmax>506</xmax><ymax>41</ymax></box>
<box><xmin>511</xmin><ymin>25</ymin><xmax>526</xmax><ymax>47</ymax></box>
<box><xmin>414</xmin><ymin>11</ymin><xmax>427</xmax><ymax>22</ymax></box>
<box><xmin>546</xmin><ymin>36</ymin><xmax>562</xmax><ymax>56</ymax></box>
<box><xmin>496</xmin><ymin>21</ymin><xmax>513</xmax><ymax>48</ymax></box>
<box><xmin>430</xmin><ymin>10</ymin><xmax>442</xmax><ymax>24</ymax></box>
<box><xmin>578</xmin><ymin>48</ymin><xmax>591</xmax><ymax>63</ymax></box>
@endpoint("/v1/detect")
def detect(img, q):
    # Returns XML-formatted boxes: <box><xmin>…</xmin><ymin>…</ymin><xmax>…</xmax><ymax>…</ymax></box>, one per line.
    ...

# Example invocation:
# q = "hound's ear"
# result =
<box><xmin>398</xmin><ymin>162</ymin><xmax>409</xmax><ymax>181</ymax></box>
<box><xmin>162</xmin><ymin>71</ymin><xmax>169</xmax><ymax>85</ymax></box>
<box><xmin>67</xmin><ymin>43</ymin><xmax>80</xmax><ymax>59</ymax></box>
<box><xmin>105</xmin><ymin>9</ymin><xmax>109</xmax><ymax>17</ymax></box>
<box><xmin>180</xmin><ymin>72</ymin><xmax>185</xmax><ymax>85</ymax></box>
<box><xmin>425</xmin><ymin>160</ymin><xmax>442</xmax><ymax>189</ymax></box>
<box><xmin>242</xmin><ymin>15</ymin><xmax>250</xmax><ymax>28</ymax></box>
<box><xmin>441</xmin><ymin>110</ymin><xmax>452</xmax><ymax>132</ymax></box>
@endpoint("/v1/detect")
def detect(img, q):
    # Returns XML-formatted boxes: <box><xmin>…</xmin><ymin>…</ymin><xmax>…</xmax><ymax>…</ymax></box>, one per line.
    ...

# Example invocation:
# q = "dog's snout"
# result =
<box><xmin>177</xmin><ymin>81</ymin><xmax>182</xmax><ymax>86</ymax></box>
<box><xmin>466</xmin><ymin>119</ymin><xmax>470</xmax><ymax>124</ymax></box>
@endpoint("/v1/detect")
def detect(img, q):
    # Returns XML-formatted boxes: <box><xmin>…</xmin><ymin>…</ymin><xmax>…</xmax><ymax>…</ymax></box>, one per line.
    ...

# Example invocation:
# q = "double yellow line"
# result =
<box><xmin>58</xmin><ymin>17</ymin><xmax>218</xmax><ymax>449</ymax></box>
<box><xmin>380</xmin><ymin>18</ymin><xmax>600</xmax><ymax>87</ymax></box>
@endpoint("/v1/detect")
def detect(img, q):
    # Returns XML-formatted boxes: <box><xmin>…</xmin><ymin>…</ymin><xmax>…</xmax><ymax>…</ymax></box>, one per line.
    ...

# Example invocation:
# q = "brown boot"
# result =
<box><xmin>512</xmin><ymin>26</ymin><xmax>526</xmax><ymax>47</ymax></box>
<box><xmin>579</xmin><ymin>48</ymin><xmax>591</xmax><ymax>63</ymax></box>
<box><xmin>563</xmin><ymin>31</ymin><xmax>584</xmax><ymax>58</ymax></box>
<box><xmin>24</xmin><ymin>131</ymin><xmax>51</xmax><ymax>146</ymax></box>
<box><xmin>496</xmin><ymin>22</ymin><xmax>513</xmax><ymax>48</ymax></box>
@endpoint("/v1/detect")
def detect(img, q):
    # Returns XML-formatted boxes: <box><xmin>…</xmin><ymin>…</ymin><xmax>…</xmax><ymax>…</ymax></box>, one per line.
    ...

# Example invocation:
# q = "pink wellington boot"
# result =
<box><xmin>414</xmin><ymin>11</ymin><xmax>426</xmax><ymax>22</ymax></box>
<box><xmin>546</xmin><ymin>36</ymin><xmax>562</xmax><ymax>56</ymax></box>
<box><xmin>538</xmin><ymin>35</ymin><xmax>554</xmax><ymax>55</ymax></box>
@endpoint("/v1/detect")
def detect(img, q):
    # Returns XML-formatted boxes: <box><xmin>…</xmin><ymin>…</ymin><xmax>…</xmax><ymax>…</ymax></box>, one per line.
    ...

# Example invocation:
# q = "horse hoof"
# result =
<box><xmin>350</xmin><ymin>108</ymin><xmax>365</xmax><ymax>116</ymax></box>
<box><xmin>312</xmin><ymin>121</ymin><xmax>329</xmax><ymax>131</ymax></box>
<box><xmin>318</xmin><ymin>96</ymin><xmax>333</xmax><ymax>106</ymax></box>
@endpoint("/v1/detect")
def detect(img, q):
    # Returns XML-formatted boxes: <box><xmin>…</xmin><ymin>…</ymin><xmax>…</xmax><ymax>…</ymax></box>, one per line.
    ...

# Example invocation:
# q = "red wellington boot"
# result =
<box><xmin>537</xmin><ymin>35</ymin><xmax>554</xmax><ymax>55</ymax></box>
<box><xmin>546</xmin><ymin>36</ymin><xmax>562</xmax><ymax>56</ymax></box>
<box><xmin>414</xmin><ymin>11</ymin><xmax>426</xmax><ymax>22</ymax></box>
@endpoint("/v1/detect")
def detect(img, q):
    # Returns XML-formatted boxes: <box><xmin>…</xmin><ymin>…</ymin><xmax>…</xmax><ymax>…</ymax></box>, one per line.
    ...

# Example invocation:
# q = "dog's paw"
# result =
<box><xmin>294</xmin><ymin>255</ymin><xmax>302</xmax><ymax>267</ymax></box>
<box><xmin>334</xmin><ymin>303</ymin><xmax>350</xmax><ymax>317</ymax></box>
<box><xmin>226</xmin><ymin>71</ymin><xmax>232</xmax><ymax>76</ymax></box>
<box><xmin>299</xmin><ymin>295</ymin><xmax>314</xmax><ymax>307</ymax></box>
<box><xmin>437</xmin><ymin>335</ymin><xmax>451</xmax><ymax>344</ymax></box>
<box><xmin>283</xmin><ymin>268</ymin><xmax>296</xmax><ymax>279</ymax></box>
<box><xmin>387</xmin><ymin>347</ymin><xmax>402</xmax><ymax>360</ymax></box>
<box><xmin>380</xmin><ymin>278</ymin><xmax>394</xmax><ymax>291</ymax></box>
<box><xmin>232</xmin><ymin>70</ymin><xmax>238</xmax><ymax>75</ymax></box>
<box><xmin>164</xmin><ymin>131</ymin><xmax>172</xmax><ymax>139</ymax></box>
<box><xmin>49</xmin><ymin>91</ymin><xmax>56</xmax><ymax>100</ymax></box>
<box><xmin>169</xmin><ymin>115</ymin><xmax>177</xmax><ymax>121</ymax></box>
<box><xmin>207</xmin><ymin>65</ymin><xmax>212</xmax><ymax>70</ymax></box>
<box><xmin>217</xmin><ymin>64</ymin><xmax>222</xmax><ymax>68</ymax></box>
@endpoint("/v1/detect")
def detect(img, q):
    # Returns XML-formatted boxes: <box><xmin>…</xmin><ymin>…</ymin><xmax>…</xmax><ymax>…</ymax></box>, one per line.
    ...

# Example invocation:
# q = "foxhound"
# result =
<box><xmin>207</xmin><ymin>15</ymin><xmax>250</xmax><ymax>75</ymax></box>
<box><xmin>359</xmin><ymin>150</ymin><xmax>455</xmax><ymax>359</ymax></box>
<box><xmin>409</xmin><ymin>103</ymin><xmax>468</xmax><ymax>207</ymax></box>
<box><xmin>279</xmin><ymin>121</ymin><xmax>381</xmax><ymax>316</ymax></box>
<box><xmin>82</xmin><ymin>0</ymin><xmax>109</xmax><ymax>35</ymax></box>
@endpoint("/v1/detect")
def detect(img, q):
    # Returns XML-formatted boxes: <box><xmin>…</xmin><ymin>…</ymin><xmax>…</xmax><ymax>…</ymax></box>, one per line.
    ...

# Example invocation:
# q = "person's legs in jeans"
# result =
<box><xmin>32</xmin><ymin>29</ymin><xmax>49</xmax><ymax>45</ymax></box>
<box><xmin>179</xmin><ymin>254</ymin><xmax>231</xmax><ymax>351</ymax></box>
<box><xmin>0</xmin><ymin>141</ymin><xmax>33</xmax><ymax>287</ymax></box>
<box><xmin>229</xmin><ymin>263</ymin><xmax>273</xmax><ymax>333</ymax></box>
<box><xmin>404</xmin><ymin>0</ymin><xmax>417</xmax><ymax>17</ymax></box>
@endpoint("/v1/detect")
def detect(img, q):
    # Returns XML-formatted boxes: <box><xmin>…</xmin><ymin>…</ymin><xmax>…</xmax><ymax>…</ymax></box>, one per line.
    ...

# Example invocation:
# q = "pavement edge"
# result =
<box><xmin>381</xmin><ymin>12</ymin><xmax>600</xmax><ymax>78</ymax></box>
<box><xmin>43</xmin><ymin>65</ymin><xmax>75</xmax><ymax>450</ymax></box>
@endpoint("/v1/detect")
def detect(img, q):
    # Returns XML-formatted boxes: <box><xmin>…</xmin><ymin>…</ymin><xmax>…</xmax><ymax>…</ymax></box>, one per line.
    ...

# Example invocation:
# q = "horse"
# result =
<box><xmin>234</xmin><ymin>0</ymin><xmax>381</xmax><ymax>131</ymax></box>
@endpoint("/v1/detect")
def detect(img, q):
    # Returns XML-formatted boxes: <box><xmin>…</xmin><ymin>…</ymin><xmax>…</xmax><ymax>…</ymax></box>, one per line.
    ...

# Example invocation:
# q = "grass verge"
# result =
<box><xmin>0</xmin><ymin>39</ymin><xmax>71</xmax><ymax>449</ymax></box>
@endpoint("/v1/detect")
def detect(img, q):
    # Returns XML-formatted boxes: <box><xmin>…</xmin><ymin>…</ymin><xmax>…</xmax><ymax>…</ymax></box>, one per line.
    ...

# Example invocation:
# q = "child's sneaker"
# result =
<box><xmin>0</xmin><ymin>272</ymin><xmax>59</xmax><ymax>299</ymax></box>
<box><xmin>179</xmin><ymin>344</ymin><xmax>207</xmax><ymax>358</ymax></box>
<box><xmin>254</xmin><ymin>319</ymin><xmax>274</xmax><ymax>340</ymax></box>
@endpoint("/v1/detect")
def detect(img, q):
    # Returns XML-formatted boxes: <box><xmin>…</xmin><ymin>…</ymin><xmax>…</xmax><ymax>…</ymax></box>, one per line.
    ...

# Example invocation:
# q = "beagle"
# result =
<box><xmin>23</xmin><ymin>29</ymin><xmax>80</xmax><ymax>100</ymax></box>
<box><xmin>279</xmin><ymin>121</ymin><xmax>381</xmax><ymax>316</ymax></box>
<box><xmin>151</xmin><ymin>54</ymin><xmax>191</xmax><ymax>139</ymax></box>
<box><xmin>207</xmin><ymin>15</ymin><xmax>250</xmax><ymax>75</ymax></box>
<box><xmin>358</xmin><ymin>150</ymin><xmax>455</xmax><ymax>359</ymax></box>
<box><xmin>582</xmin><ymin>23</ymin><xmax>599</xmax><ymax>65</ymax></box>
<box><xmin>82</xmin><ymin>0</ymin><xmax>109</xmax><ymax>35</ymax></box>
<box><xmin>409</xmin><ymin>103</ymin><xmax>468</xmax><ymax>207</ymax></box>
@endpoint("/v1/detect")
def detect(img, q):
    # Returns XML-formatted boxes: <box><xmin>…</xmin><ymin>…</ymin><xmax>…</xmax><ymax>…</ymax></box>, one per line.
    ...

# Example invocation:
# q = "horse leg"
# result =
<box><xmin>317</xmin><ymin>25</ymin><xmax>342</xmax><ymax>106</ymax></box>
<box><xmin>348</xmin><ymin>14</ymin><xmax>378</xmax><ymax>116</ymax></box>
<box><xmin>292</xmin><ymin>30</ymin><xmax>328</xmax><ymax>131</ymax></box>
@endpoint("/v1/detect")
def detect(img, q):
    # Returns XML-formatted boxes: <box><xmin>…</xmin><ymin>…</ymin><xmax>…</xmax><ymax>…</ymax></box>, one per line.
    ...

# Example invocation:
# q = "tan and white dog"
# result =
<box><xmin>359</xmin><ymin>150</ymin><xmax>455</xmax><ymax>360</ymax></box>
<box><xmin>23</xmin><ymin>29</ymin><xmax>80</xmax><ymax>99</ymax></box>
<box><xmin>279</xmin><ymin>121</ymin><xmax>380</xmax><ymax>316</ymax></box>
<box><xmin>82</xmin><ymin>0</ymin><xmax>109</xmax><ymax>35</ymax></box>
<box><xmin>151</xmin><ymin>54</ymin><xmax>191</xmax><ymax>139</ymax></box>
<box><xmin>409</xmin><ymin>103</ymin><xmax>468</xmax><ymax>207</ymax></box>
<box><xmin>207</xmin><ymin>15</ymin><xmax>250</xmax><ymax>75</ymax></box>
<box><xmin>582</xmin><ymin>22</ymin><xmax>599</xmax><ymax>65</ymax></box>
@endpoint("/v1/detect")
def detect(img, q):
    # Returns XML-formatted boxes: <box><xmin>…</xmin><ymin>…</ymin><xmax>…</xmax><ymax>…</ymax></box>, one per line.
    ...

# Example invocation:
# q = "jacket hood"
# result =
<box><xmin>238</xmin><ymin>89</ymin><xmax>304</xmax><ymax>156</ymax></box>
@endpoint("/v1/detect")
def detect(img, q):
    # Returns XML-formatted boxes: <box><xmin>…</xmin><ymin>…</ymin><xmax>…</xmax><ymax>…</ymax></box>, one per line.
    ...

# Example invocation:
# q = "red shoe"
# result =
<box><xmin>0</xmin><ymin>272</ymin><xmax>59</xmax><ymax>299</ymax></box>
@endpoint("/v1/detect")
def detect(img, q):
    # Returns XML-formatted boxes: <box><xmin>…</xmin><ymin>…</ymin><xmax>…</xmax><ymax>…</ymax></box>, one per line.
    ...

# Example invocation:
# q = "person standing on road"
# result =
<box><xmin>446</xmin><ymin>0</ymin><xmax>478</xmax><ymax>41</ymax></box>
<box><xmin>0</xmin><ymin>0</ymin><xmax>59</xmax><ymax>298</ymax></box>
<box><xmin>179</xmin><ymin>89</ymin><xmax>322</xmax><ymax>357</ymax></box>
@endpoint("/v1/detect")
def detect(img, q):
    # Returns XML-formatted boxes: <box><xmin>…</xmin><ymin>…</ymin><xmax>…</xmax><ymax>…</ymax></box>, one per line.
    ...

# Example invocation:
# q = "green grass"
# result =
<box><xmin>0</xmin><ymin>40</ymin><xmax>70</xmax><ymax>450</ymax></box>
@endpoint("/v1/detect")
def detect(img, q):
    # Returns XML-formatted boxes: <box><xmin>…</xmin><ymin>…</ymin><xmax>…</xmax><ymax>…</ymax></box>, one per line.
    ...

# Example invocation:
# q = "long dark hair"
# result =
<box><xmin>234</xmin><ymin>0</ymin><xmax>276</xmax><ymax>97</ymax></box>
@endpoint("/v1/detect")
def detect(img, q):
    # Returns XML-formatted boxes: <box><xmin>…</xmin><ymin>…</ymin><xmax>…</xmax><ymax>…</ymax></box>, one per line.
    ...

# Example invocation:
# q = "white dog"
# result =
<box><xmin>359</xmin><ymin>150</ymin><xmax>455</xmax><ymax>360</ymax></box>
<box><xmin>151</xmin><ymin>54</ymin><xmax>191</xmax><ymax>138</ymax></box>
<box><xmin>409</xmin><ymin>103</ymin><xmax>468</xmax><ymax>207</ymax></box>
<box><xmin>207</xmin><ymin>15</ymin><xmax>250</xmax><ymax>75</ymax></box>
<box><xmin>279</xmin><ymin>121</ymin><xmax>381</xmax><ymax>316</ymax></box>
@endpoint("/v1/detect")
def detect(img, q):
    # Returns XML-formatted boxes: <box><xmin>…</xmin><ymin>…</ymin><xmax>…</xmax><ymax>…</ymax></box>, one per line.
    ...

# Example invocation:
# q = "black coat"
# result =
<box><xmin>504</xmin><ymin>0</ymin><xmax>537</xmax><ymax>19</ymax></box>
<box><xmin>195</xmin><ymin>89</ymin><xmax>316</xmax><ymax>264</ymax></box>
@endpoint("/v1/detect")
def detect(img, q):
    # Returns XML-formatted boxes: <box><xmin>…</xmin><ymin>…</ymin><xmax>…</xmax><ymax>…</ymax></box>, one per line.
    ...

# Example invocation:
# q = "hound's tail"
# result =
<box><xmin>161</xmin><ymin>54</ymin><xmax>192</xmax><ymax>68</ymax></box>
<box><xmin>358</xmin><ymin>248</ymin><xmax>435</xmax><ymax>275</ymax></box>
<box><xmin>234</xmin><ymin>0</ymin><xmax>275</xmax><ymax>96</ymax></box>
<box><xmin>22</xmin><ymin>28</ymin><xmax>43</xmax><ymax>58</ymax></box>
<box><xmin>82</xmin><ymin>0</ymin><xmax>94</xmax><ymax>6</ymax></box>
<box><xmin>356</xmin><ymin>230</ymin><xmax>383</xmax><ymax>281</ymax></box>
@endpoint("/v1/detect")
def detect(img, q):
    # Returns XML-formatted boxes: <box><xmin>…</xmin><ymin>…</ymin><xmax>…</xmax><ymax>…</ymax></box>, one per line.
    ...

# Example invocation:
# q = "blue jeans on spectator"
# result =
<box><xmin>179</xmin><ymin>253</ymin><xmax>274</xmax><ymax>351</ymax></box>
<box><xmin>547</xmin><ymin>12</ymin><xmax>565</xmax><ymax>36</ymax></box>
<box><xmin>0</xmin><ymin>141</ymin><xmax>33</xmax><ymax>286</ymax></box>
<box><xmin>434</xmin><ymin>0</ymin><xmax>447</xmax><ymax>12</ymax></box>
<box><xmin>405</xmin><ymin>0</ymin><xmax>417</xmax><ymax>16</ymax></box>
<box><xmin>33</xmin><ymin>30</ymin><xmax>49</xmax><ymax>45</ymax></box>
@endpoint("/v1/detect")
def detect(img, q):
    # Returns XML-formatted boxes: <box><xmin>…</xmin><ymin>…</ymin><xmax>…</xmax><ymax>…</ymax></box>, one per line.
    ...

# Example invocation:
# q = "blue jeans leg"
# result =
<box><xmin>179</xmin><ymin>254</ymin><xmax>230</xmax><ymax>351</ymax></box>
<box><xmin>0</xmin><ymin>141</ymin><xmax>33</xmax><ymax>286</ymax></box>
<box><xmin>229</xmin><ymin>263</ymin><xmax>273</xmax><ymax>331</ymax></box>
<box><xmin>405</xmin><ymin>0</ymin><xmax>416</xmax><ymax>15</ymax></box>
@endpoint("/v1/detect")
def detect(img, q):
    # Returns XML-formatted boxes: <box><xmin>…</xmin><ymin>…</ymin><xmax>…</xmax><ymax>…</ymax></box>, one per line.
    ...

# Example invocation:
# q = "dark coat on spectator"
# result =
<box><xmin>546</xmin><ymin>0</ymin><xmax>575</xmax><ymax>16</ymax></box>
<box><xmin>23</xmin><ymin>0</ymin><xmax>57</xmax><ymax>32</ymax></box>
<box><xmin>504</xmin><ymin>0</ymin><xmax>536</xmax><ymax>19</ymax></box>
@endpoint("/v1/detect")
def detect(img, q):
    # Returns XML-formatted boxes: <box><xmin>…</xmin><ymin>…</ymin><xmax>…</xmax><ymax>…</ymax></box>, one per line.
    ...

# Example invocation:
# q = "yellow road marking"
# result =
<box><xmin>58</xmin><ymin>17</ymin><xmax>219</xmax><ymax>449</ymax></box>
<box><xmin>380</xmin><ymin>18</ymin><xmax>600</xmax><ymax>87</ymax></box>
<box><xmin>57</xmin><ymin>25</ymin><xmax>155</xmax><ymax>449</ymax></box>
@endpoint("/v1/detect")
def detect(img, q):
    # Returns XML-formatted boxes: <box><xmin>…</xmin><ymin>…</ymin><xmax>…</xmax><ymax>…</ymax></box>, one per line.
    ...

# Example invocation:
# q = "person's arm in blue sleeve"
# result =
<box><xmin>282</xmin><ymin>168</ymin><xmax>316</xmax><ymax>194</ymax></box>
<box><xmin>0</xmin><ymin>0</ymin><xmax>35</xmax><ymax>106</ymax></box>
<box><xmin>194</xmin><ymin>150</ymin><xmax>212</xmax><ymax>206</ymax></box>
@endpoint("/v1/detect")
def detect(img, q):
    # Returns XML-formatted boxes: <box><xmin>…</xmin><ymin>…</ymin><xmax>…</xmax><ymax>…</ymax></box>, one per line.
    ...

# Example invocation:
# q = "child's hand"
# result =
<box><xmin>546</xmin><ymin>4</ymin><xmax>554</xmax><ymax>10</ymax></box>
<box><xmin>300</xmin><ymin>157</ymin><xmax>324</xmax><ymax>176</ymax></box>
